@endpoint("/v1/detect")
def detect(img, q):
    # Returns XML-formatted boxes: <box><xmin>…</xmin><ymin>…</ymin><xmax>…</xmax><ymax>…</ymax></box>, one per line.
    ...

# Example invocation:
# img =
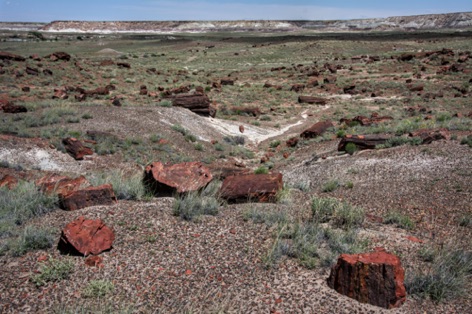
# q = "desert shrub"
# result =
<box><xmin>269</xmin><ymin>140</ymin><xmax>281</xmax><ymax>148</ymax></box>
<box><xmin>194</xmin><ymin>143</ymin><xmax>204</xmax><ymax>151</ymax></box>
<box><xmin>461</xmin><ymin>135</ymin><xmax>472</xmax><ymax>148</ymax></box>
<box><xmin>254</xmin><ymin>166</ymin><xmax>269</xmax><ymax>174</ymax></box>
<box><xmin>384</xmin><ymin>211</ymin><xmax>415</xmax><ymax>230</ymax></box>
<box><xmin>31</xmin><ymin>257</ymin><xmax>75</xmax><ymax>287</ymax></box>
<box><xmin>243</xmin><ymin>206</ymin><xmax>288</xmax><ymax>227</ymax></box>
<box><xmin>418</xmin><ymin>246</ymin><xmax>436</xmax><ymax>263</ymax></box>
<box><xmin>89</xmin><ymin>171</ymin><xmax>150</xmax><ymax>201</ymax></box>
<box><xmin>149</xmin><ymin>133</ymin><xmax>162</xmax><ymax>143</ymax></box>
<box><xmin>0</xmin><ymin>182</ymin><xmax>58</xmax><ymax>236</ymax></box>
<box><xmin>436</xmin><ymin>112</ymin><xmax>452</xmax><ymax>122</ymax></box>
<box><xmin>214</xmin><ymin>143</ymin><xmax>224</xmax><ymax>151</ymax></box>
<box><xmin>185</xmin><ymin>134</ymin><xmax>197</xmax><ymax>142</ymax></box>
<box><xmin>311</xmin><ymin>196</ymin><xmax>364</xmax><ymax>229</ymax></box>
<box><xmin>345</xmin><ymin>142</ymin><xmax>358</xmax><ymax>155</ymax></box>
<box><xmin>292</xmin><ymin>180</ymin><xmax>310</xmax><ymax>192</ymax></box>
<box><xmin>459</xmin><ymin>214</ymin><xmax>471</xmax><ymax>227</ymax></box>
<box><xmin>223</xmin><ymin>135</ymin><xmax>245</xmax><ymax>146</ymax></box>
<box><xmin>8</xmin><ymin>226</ymin><xmax>54</xmax><ymax>257</ymax></box>
<box><xmin>156</xmin><ymin>100</ymin><xmax>172</xmax><ymax>107</ymax></box>
<box><xmin>380</xmin><ymin>136</ymin><xmax>422</xmax><ymax>148</ymax></box>
<box><xmin>171</xmin><ymin>124</ymin><xmax>187</xmax><ymax>135</ymax></box>
<box><xmin>406</xmin><ymin>249</ymin><xmax>472</xmax><ymax>302</ymax></box>
<box><xmin>321</xmin><ymin>179</ymin><xmax>340</xmax><ymax>192</ymax></box>
<box><xmin>82</xmin><ymin>280</ymin><xmax>115</xmax><ymax>298</ymax></box>
<box><xmin>173</xmin><ymin>192</ymin><xmax>220</xmax><ymax>221</ymax></box>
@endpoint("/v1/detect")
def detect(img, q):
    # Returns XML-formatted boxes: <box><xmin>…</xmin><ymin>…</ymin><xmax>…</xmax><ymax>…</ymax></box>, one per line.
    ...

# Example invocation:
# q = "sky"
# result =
<box><xmin>0</xmin><ymin>0</ymin><xmax>471</xmax><ymax>22</ymax></box>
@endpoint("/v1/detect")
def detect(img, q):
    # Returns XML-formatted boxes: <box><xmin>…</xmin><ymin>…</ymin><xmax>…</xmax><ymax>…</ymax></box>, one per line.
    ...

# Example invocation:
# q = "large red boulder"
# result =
<box><xmin>59</xmin><ymin>184</ymin><xmax>117</xmax><ymax>211</ymax></box>
<box><xmin>327</xmin><ymin>249</ymin><xmax>406</xmax><ymax>309</ymax></box>
<box><xmin>36</xmin><ymin>174</ymin><xmax>89</xmax><ymax>195</ymax></box>
<box><xmin>58</xmin><ymin>216</ymin><xmax>114</xmax><ymax>256</ymax></box>
<box><xmin>144</xmin><ymin>161</ymin><xmax>213</xmax><ymax>195</ymax></box>
<box><xmin>62</xmin><ymin>137</ymin><xmax>93</xmax><ymax>160</ymax></box>
<box><xmin>300</xmin><ymin>120</ymin><xmax>333</xmax><ymax>138</ymax></box>
<box><xmin>220</xmin><ymin>173</ymin><xmax>283</xmax><ymax>203</ymax></box>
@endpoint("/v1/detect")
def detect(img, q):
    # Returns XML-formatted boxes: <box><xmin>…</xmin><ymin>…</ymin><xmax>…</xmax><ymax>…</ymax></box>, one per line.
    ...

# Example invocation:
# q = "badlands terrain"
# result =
<box><xmin>0</xmin><ymin>13</ymin><xmax>471</xmax><ymax>313</ymax></box>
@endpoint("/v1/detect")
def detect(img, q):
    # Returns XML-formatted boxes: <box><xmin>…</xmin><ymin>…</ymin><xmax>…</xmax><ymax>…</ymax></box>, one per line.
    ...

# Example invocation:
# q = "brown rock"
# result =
<box><xmin>0</xmin><ymin>51</ymin><xmax>25</xmax><ymax>62</ymax></box>
<box><xmin>30</xmin><ymin>54</ymin><xmax>41</xmax><ymax>61</ymax></box>
<box><xmin>26</xmin><ymin>66</ymin><xmax>39</xmax><ymax>76</ymax></box>
<box><xmin>58</xmin><ymin>216</ymin><xmax>114</xmax><ymax>256</ymax></box>
<box><xmin>85</xmin><ymin>255</ymin><xmax>104</xmax><ymax>267</ymax></box>
<box><xmin>43</xmin><ymin>69</ymin><xmax>53</xmax><ymax>76</ymax></box>
<box><xmin>290</xmin><ymin>84</ymin><xmax>305</xmax><ymax>92</ymax></box>
<box><xmin>172</xmin><ymin>94</ymin><xmax>215</xmax><ymax>117</ymax></box>
<box><xmin>286</xmin><ymin>137</ymin><xmax>299</xmax><ymax>147</ymax></box>
<box><xmin>0</xmin><ymin>174</ymin><xmax>18</xmax><ymax>190</ymax></box>
<box><xmin>220</xmin><ymin>173</ymin><xmax>283</xmax><ymax>203</ymax></box>
<box><xmin>117</xmin><ymin>62</ymin><xmax>130</xmax><ymax>68</ymax></box>
<box><xmin>239</xmin><ymin>125</ymin><xmax>245</xmax><ymax>133</ymax></box>
<box><xmin>300</xmin><ymin>121</ymin><xmax>334</xmax><ymax>138</ymax></box>
<box><xmin>62</xmin><ymin>137</ymin><xmax>93</xmax><ymax>160</ymax></box>
<box><xmin>220</xmin><ymin>78</ymin><xmax>234</xmax><ymax>85</ymax></box>
<box><xmin>1</xmin><ymin>102</ymin><xmax>27</xmax><ymax>113</ymax></box>
<box><xmin>59</xmin><ymin>184</ymin><xmax>117</xmax><ymax>211</ymax></box>
<box><xmin>22</xmin><ymin>86</ymin><xmax>30</xmax><ymax>92</ymax></box>
<box><xmin>298</xmin><ymin>96</ymin><xmax>328</xmax><ymax>105</ymax></box>
<box><xmin>144</xmin><ymin>161</ymin><xmax>213</xmax><ymax>196</ymax></box>
<box><xmin>338</xmin><ymin>134</ymin><xmax>390</xmax><ymax>152</ymax></box>
<box><xmin>36</xmin><ymin>174</ymin><xmax>89</xmax><ymax>195</ymax></box>
<box><xmin>48</xmin><ymin>52</ymin><xmax>71</xmax><ymax>61</ymax></box>
<box><xmin>407</xmin><ymin>84</ymin><xmax>424</xmax><ymax>92</ymax></box>
<box><xmin>52</xmin><ymin>89</ymin><xmax>68</xmax><ymax>100</ymax></box>
<box><xmin>306</xmin><ymin>79</ymin><xmax>319</xmax><ymax>88</ymax></box>
<box><xmin>327</xmin><ymin>250</ymin><xmax>406</xmax><ymax>309</ymax></box>
<box><xmin>409</xmin><ymin>128</ymin><xmax>450</xmax><ymax>144</ymax></box>
<box><xmin>99</xmin><ymin>60</ymin><xmax>115</xmax><ymax>66</ymax></box>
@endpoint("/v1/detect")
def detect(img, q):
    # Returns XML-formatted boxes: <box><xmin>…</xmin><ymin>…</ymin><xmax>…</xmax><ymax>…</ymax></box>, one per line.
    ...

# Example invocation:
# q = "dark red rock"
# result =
<box><xmin>343</xmin><ymin>85</ymin><xmax>357</xmax><ymax>94</ymax></box>
<box><xmin>0</xmin><ymin>51</ymin><xmax>25</xmax><ymax>62</ymax></box>
<box><xmin>58</xmin><ymin>216</ymin><xmax>115</xmax><ymax>256</ymax></box>
<box><xmin>22</xmin><ymin>86</ymin><xmax>30</xmax><ymax>92</ymax></box>
<box><xmin>62</xmin><ymin>137</ymin><xmax>93</xmax><ymax>160</ymax></box>
<box><xmin>100</xmin><ymin>60</ymin><xmax>115</xmax><ymax>66</ymax></box>
<box><xmin>286</xmin><ymin>137</ymin><xmax>299</xmax><ymax>147</ymax></box>
<box><xmin>300</xmin><ymin>120</ymin><xmax>334</xmax><ymax>138</ymax></box>
<box><xmin>220</xmin><ymin>173</ymin><xmax>283</xmax><ymax>203</ymax></box>
<box><xmin>220</xmin><ymin>78</ymin><xmax>234</xmax><ymax>85</ymax></box>
<box><xmin>290</xmin><ymin>84</ymin><xmax>305</xmax><ymax>92</ymax></box>
<box><xmin>59</xmin><ymin>184</ymin><xmax>117</xmax><ymax>211</ymax></box>
<box><xmin>397</xmin><ymin>53</ymin><xmax>414</xmax><ymax>61</ymax></box>
<box><xmin>30</xmin><ymin>54</ymin><xmax>41</xmax><ymax>61</ymax></box>
<box><xmin>36</xmin><ymin>174</ymin><xmax>89</xmax><ymax>195</ymax></box>
<box><xmin>338</xmin><ymin>134</ymin><xmax>390</xmax><ymax>152</ymax></box>
<box><xmin>327</xmin><ymin>250</ymin><xmax>406</xmax><ymax>309</ymax></box>
<box><xmin>85</xmin><ymin>255</ymin><xmax>104</xmax><ymax>267</ymax></box>
<box><xmin>117</xmin><ymin>62</ymin><xmax>130</xmax><ymax>68</ymax></box>
<box><xmin>172</xmin><ymin>94</ymin><xmax>215</xmax><ymax>117</ymax></box>
<box><xmin>26</xmin><ymin>66</ymin><xmax>39</xmax><ymax>76</ymax></box>
<box><xmin>239</xmin><ymin>125</ymin><xmax>245</xmax><ymax>133</ymax></box>
<box><xmin>409</xmin><ymin>128</ymin><xmax>450</xmax><ymax>144</ymax></box>
<box><xmin>298</xmin><ymin>96</ymin><xmax>328</xmax><ymax>105</ymax></box>
<box><xmin>48</xmin><ymin>52</ymin><xmax>71</xmax><ymax>61</ymax></box>
<box><xmin>52</xmin><ymin>89</ymin><xmax>68</xmax><ymax>100</ymax></box>
<box><xmin>43</xmin><ymin>69</ymin><xmax>53</xmax><ymax>76</ymax></box>
<box><xmin>407</xmin><ymin>84</ymin><xmax>424</xmax><ymax>92</ymax></box>
<box><xmin>1</xmin><ymin>101</ymin><xmax>27</xmax><ymax>113</ymax></box>
<box><xmin>0</xmin><ymin>174</ymin><xmax>18</xmax><ymax>190</ymax></box>
<box><xmin>112</xmin><ymin>98</ymin><xmax>121</xmax><ymax>106</ymax></box>
<box><xmin>144</xmin><ymin>161</ymin><xmax>213</xmax><ymax>195</ymax></box>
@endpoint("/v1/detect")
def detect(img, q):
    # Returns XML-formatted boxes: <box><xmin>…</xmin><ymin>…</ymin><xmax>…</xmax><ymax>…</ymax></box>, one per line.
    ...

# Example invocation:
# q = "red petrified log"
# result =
<box><xmin>62</xmin><ymin>137</ymin><xmax>93</xmax><ymax>160</ymax></box>
<box><xmin>409</xmin><ymin>128</ymin><xmax>450</xmax><ymax>144</ymax></box>
<box><xmin>59</xmin><ymin>184</ymin><xmax>117</xmax><ymax>211</ymax></box>
<box><xmin>58</xmin><ymin>216</ymin><xmax>115</xmax><ymax>256</ymax></box>
<box><xmin>144</xmin><ymin>161</ymin><xmax>213</xmax><ymax>195</ymax></box>
<box><xmin>300</xmin><ymin>120</ymin><xmax>334</xmax><ymax>138</ymax></box>
<box><xmin>220</xmin><ymin>173</ymin><xmax>283</xmax><ymax>203</ymax></box>
<box><xmin>327</xmin><ymin>249</ymin><xmax>406</xmax><ymax>309</ymax></box>
<box><xmin>338</xmin><ymin>134</ymin><xmax>390</xmax><ymax>151</ymax></box>
<box><xmin>36</xmin><ymin>174</ymin><xmax>89</xmax><ymax>195</ymax></box>
<box><xmin>298</xmin><ymin>96</ymin><xmax>328</xmax><ymax>105</ymax></box>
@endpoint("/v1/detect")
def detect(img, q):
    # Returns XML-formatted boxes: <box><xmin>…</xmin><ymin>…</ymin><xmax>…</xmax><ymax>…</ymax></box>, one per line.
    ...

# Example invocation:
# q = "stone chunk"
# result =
<box><xmin>172</xmin><ymin>93</ymin><xmax>216</xmax><ymax>117</ymax></box>
<box><xmin>298</xmin><ymin>96</ymin><xmax>328</xmax><ymax>105</ymax></box>
<box><xmin>58</xmin><ymin>216</ymin><xmax>115</xmax><ymax>256</ymax></box>
<box><xmin>327</xmin><ymin>249</ymin><xmax>406</xmax><ymax>309</ymax></box>
<box><xmin>409</xmin><ymin>128</ymin><xmax>450</xmax><ymax>144</ymax></box>
<box><xmin>0</xmin><ymin>51</ymin><xmax>25</xmax><ymax>62</ymax></box>
<box><xmin>338</xmin><ymin>134</ymin><xmax>390</xmax><ymax>152</ymax></box>
<box><xmin>0</xmin><ymin>174</ymin><xmax>18</xmax><ymax>190</ymax></box>
<box><xmin>36</xmin><ymin>174</ymin><xmax>89</xmax><ymax>195</ymax></box>
<box><xmin>144</xmin><ymin>161</ymin><xmax>213</xmax><ymax>196</ymax></box>
<box><xmin>59</xmin><ymin>184</ymin><xmax>117</xmax><ymax>211</ymax></box>
<box><xmin>300</xmin><ymin>120</ymin><xmax>333</xmax><ymax>138</ymax></box>
<box><xmin>62</xmin><ymin>137</ymin><xmax>93</xmax><ymax>160</ymax></box>
<box><xmin>220</xmin><ymin>173</ymin><xmax>283</xmax><ymax>203</ymax></box>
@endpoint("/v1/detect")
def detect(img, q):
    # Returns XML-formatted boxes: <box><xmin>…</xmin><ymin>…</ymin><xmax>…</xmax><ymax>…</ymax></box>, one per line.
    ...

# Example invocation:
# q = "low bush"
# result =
<box><xmin>345</xmin><ymin>142</ymin><xmax>358</xmax><ymax>155</ymax></box>
<box><xmin>321</xmin><ymin>179</ymin><xmax>340</xmax><ymax>192</ymax></box>
<box><xmin>89</xmin><ymin>171</ymin><xmax>151</xmax><ymax>201</ymax></box>
<box><xmin>383</xmin><ymin>211</ymin><xmax>415</xmax><ymax>230</ymax></box>
<box><xmin>173</xmin><ymin>181</ymin><xmax>222</xmax><ymax>221</ymax></box>
<box><xmin>311</xmin><ymin>196</ymin><xmax>365</xmax><ymax>229</ymax></box>
<box><xmin>31</xmin><ymin>257</ymin><xmax>75</xmax><ymax>287</ymax></box>
<box><xmin>254</xmin><ymin>166</ymin><xmax>269</xmax><ymax>174</ymax></box>
<box><xmin>9</xmin><ymin>226</ymin><xmax>55</xmax><ymax>257</ymax></box>
<box><xmin>82</xmin><ymin>280</ymin><xmax>115</xmax><ymax>298</ymax></box>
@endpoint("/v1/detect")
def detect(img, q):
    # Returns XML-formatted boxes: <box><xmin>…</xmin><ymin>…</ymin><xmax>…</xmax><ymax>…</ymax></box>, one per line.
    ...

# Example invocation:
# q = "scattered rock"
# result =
<box><xmin>48</xmin><ymin>51</ymin><xmax>71</xmax><ymax>61</ymax></box>
<box><xmin>239</xmin><ymin>125</ymin><xmax>245</xmax><ymax>133</ymax></box>
<box><xmin>300</xmin><ymin>120</ymin><xmax>334</xmax><ymax>138</ymax></box>
<box><xmin>117</xmin><ymin>62</ymin><xmax>130</xmax><ymax>68</ymax></box>
<box><xmin>327</xmin><ymin>249</ymin><xmax>406</xmax><ymax>309</ymax></box>
<box><xmin>290</xmin><ymin>84</ymin><xmax>305</xmax><ymax>92</ymax></box>
<box><xmin>36</xmin><ymin>174</ymin><xmax>89</xmax><ymax>195</ymax></box>
<box><xmin>220</xmin><ymin>173</ymin><xmax>283</xmax><ymax>203</ymax></box>
<box><xmin>409</xmin><ymin>128</ymin><xmax>450</xmax><ymax>144</ymax></box>
<box><xmin>0</xmin><ymin>51</ymin><xmax>26</xmax><ymax>62</ymax></box>
<box><xmin>52</xmin><ymin>88</ymin><xmax>68</xmax><ymax>100</ymax></box>
<box><xmin>286</xmin><ymin>137</ymin><xmax>299</xmax><ymax>147</ymax></box>
<box><xmin>85</xmin><ymin>255</ymin><xmax>104</xmax><ymax>267</ymax></box>
<box><xmin>172</xmin><ymin>93</ymin><xmax>216</xmax><ymax>117</ymax></box>
<box><xmin>144</xmin><ymin>161</ymin><xmax>213</xmax><ymax>196</ymax></box>
<box><xmin>58</xmin><ymin>216</ymin><xmax>115</xmax><ymax>256</ymax></box>
<box><xmin>220</xmin><ymin>78</ymin><xmax>234</xmax><ymax>85</ymax></box>
<box><xmin>0</xmin><ymin>174</ymin><xmax>18</xmax><ymax>190</ymax></box>
<box><xmin>1</xmin><ymin>101</ymin><xmax>27</xmax><ymax>113</ymax></box>
<box><xmin>338</xmin><ymin>134</ymin><xmax>390</xmax><ymax>152</ymax></box>
<box><xmin>408</xmin><ymin>84</ymin><xmax>424</xmax><ymax>92</ymax></box>
<box><xmin>298</xmin><ymin>96</ymin><xmax>328</xmax><ymax>105</ymax></box>
<box><xmin>59</xmin><ymin>184</ymin><xmax>117</xmax><ymax>211</ymax></box>
<box><xmin>62</xmin><ymin>137</ymin><xmax>94</xmax><ymax>160</ymax></box>
<box><xmin>25</xmin><ymin>66</ymin><xmax>39</xmax><ymax>76</ymax></box>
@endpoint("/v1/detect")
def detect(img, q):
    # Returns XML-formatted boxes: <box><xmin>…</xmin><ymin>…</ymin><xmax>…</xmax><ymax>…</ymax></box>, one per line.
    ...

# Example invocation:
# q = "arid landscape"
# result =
<box><xmin>0</xmin><ymin>12</ymin><xmax>471</xmax><ymax>313</ymax></box>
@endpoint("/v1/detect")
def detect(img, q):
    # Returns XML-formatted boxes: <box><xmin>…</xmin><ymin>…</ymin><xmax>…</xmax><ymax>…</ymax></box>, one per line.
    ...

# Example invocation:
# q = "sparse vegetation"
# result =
<box><xmin>82</xmin><ymin>280</ymin><xmax>115</xmax><ymax>298</ymax></box>
<box><xmin>31</xmin><ymin>257</ymin><xmax>75</xmax><ymax>287</ymax></box>
<box><xmin>384</xmin><ymin>211</ymin><xmax>415</xmax><ymax>230</ymax></box>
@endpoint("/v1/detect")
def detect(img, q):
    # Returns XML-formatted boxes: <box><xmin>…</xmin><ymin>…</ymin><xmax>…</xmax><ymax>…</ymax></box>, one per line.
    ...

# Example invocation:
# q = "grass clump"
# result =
<box><xmin>345</xmin><ymin>142</ymin><xmax>358</xmax><ymax>155</ymax></box>
<box><xmin>406</xmin><ymin>248</ymin><xmax>472</xmax><ymax>302</ymax></box>
<box><xmin>89</xmin><ymin>171</ymin><xmax>151</xmax><ymax>201</ymax></box>
<box><xmin>0</xmin><ymin>182</ymin><xmax>57</xmax><ymax>236</ymax></box>
<box><xmin>311</xmin><ymin>196</ymin><xmax>365</xmax><ymax>229</ymax></box>
<box><xmin>254</xmin><ymin>166</ymin><xmax>269</xmax><ymax>174</ymax></box>
<box><xmin>460</xmin><ymin>135</ymin><xmax>472</xmax><ymax>148</ymax></box>
<box><xmin>223</xmin><ymin>135</ymin><xmax>245</xmax><ymax>146</ymax></box>
<box><xmin>173</xmin><ymin>181</ymin><xmax>221</xmax><ymax>221</ymax></box>
<box><xmin>82</xmin><ymin>280</ymin><xmax>115</xmax><ymax>298</ymax></box>
<box><xmin>8</xmin><ymin>226</ymin><xmax>55</xmax><ymax>257</ymax></box>
<box><xmin>383</xmin><ymin>211</ymin><xmax>415</xmax><ymax>230</ymax></box>
<box><xmin>31</xmin><ymin>257</ymin><xmax>75</xmax><ymax>287</ymax></box>
<box><xmin>321</xmin><ymin>179</ymin><xmax>340</xmax><ymax>192</ymax></box>
<box><xmin>269</xmin><ymin>140</ymin><xmax>281</xmax><ymax>148</ymax></box>
<box><xmin>243</xmin><ymin>206</ymin><xmax>289</xmax><ymax>227</ymax></box>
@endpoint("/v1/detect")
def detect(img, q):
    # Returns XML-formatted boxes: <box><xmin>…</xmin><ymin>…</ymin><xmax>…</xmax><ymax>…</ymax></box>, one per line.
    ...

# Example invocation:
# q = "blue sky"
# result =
<box><xmin>1</xmin><ymin>0</ymin><xmax>471</xmax><ymax>22</ymax></box>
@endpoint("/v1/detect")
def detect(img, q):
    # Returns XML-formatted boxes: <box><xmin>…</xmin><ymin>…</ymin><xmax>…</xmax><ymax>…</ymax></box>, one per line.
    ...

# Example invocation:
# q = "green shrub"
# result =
<box><xmin>321</xmin><ymin>179</ymin><xmax>340</xmax><ymax>192</ymax></box>
<box><xmin>406</xmin><ymin>249</ymin><xmax>472</xmax><ymax>302</ymax></box>
<box><xmin>89</xmin><ymin>171</ymin><xmax>150</xmax><ymax>201</ymax></box>
<box><xmin>254</xmin><ymin>166</ymin><xmax>269</xmax><ymax>174</ymax></box>
<box><xmin>345</xmin><ymin>142</ymin><xmax>358</xmax><ymax>155</ymax></box>
<box><xmin>384</xmin><ymin>211</ymin><xmax>415</xmax><ymax>230</ymax></box>
<box><xmin>381</xmin><ymin>136</ymin><xmax>422</xmax><ymax>148</ymax></box>
<box><xmin>173</xmin><ymin>192</ymin><xmax>220</xmax><ymax>221</ymax></box>
<box><xmin>461</xmin><ymin>135</ymin><xmax>472</xmax><ymax>148</ymax></box>
<box><xmin>223</xmin><ymin>136</ymin><xmax>245</xmax><ymax>146</ymax></box>
<box><xmin>9</xmin><ymin>226</ymin><xmax>54</xmax><ymax>257</ymax></box>
<box><xmin>269</xmin><ymin>140</ymin><xmax>281</xmax><ymax>148</ymax></box>
<box><xmin>243</xmin><ymin>207</ymin><xmax>288</xmax><ymax>227</ymax></box>
<box><xmin>185</xmin><ymin>134</ymin><xmax>197</xmax><ymax>142</ymax></box>
<box><xmin>82</xmin><ymin>280</ymin><xmax>115</xmax><ymax>298</ymax></box>
<box><xmin>194</xmin><ymin>143</ymin><xmax>204</xmax><ymax>151</ymax></box>
<box><xmin>311</xmin><ymin>196</ymin><xmax>364</xmax><ymax>229</ymax></box>
<box><xmin>214</xmin><ymin>143</ymin><xmax>224</xmax><ymax>151</ymax></box>
<box><xmin>31</xmin><ymin>257</ymin><xmax>75</xmax><ymax>287</ymax></box>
